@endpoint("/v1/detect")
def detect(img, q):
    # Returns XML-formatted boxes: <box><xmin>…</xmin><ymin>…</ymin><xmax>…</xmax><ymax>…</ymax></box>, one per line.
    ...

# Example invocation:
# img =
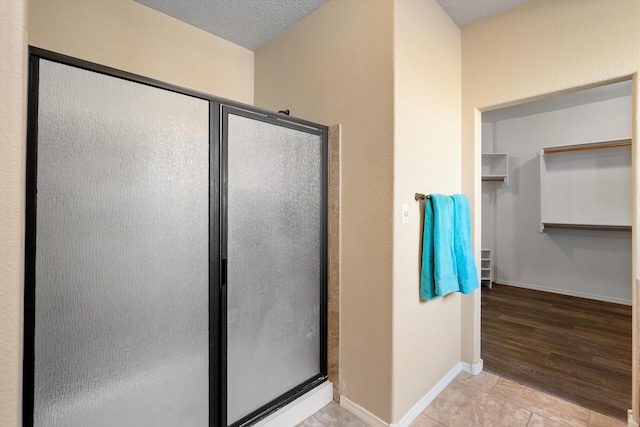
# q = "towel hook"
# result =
<box><xmin>415</xmin><ymin>193</ymin><xmax>430</xmax><ymax>201</ymax></box>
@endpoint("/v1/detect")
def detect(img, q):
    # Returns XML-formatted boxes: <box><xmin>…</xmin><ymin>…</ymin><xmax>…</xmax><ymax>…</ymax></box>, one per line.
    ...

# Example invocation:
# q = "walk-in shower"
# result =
<box><xmin>24</xmin><ymin>48</ymin><xmax>328</xmax><ymax>427</ymax></box>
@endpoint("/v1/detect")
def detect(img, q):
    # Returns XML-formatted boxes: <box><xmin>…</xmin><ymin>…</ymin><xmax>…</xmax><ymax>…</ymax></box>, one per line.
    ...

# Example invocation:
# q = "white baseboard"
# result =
<box><xmin>341</xmin><ymin>361</ymin><xmax>478</xmax><ymax>427</ymax></box>
<box><xmin>461</xmin><ymin>359</ymin><xmax>483</xmax><ymax>376</ymax></box>
<box><xmin>628</xmin><ymin>409</ymin><xmax>639</xmax><ymax>427</ymax></box>
<box><xmin>391</xmin><ymin>362</ymin><xmax>464</xmax><ymax>427</ymax></box>
<box><xmin>255</xmin><ymin>381</ymin><xmax>333</xmax><ymax>427</ymax></box>
<box><xmin>340</xmin><ymin>395</ymin><xmax>389</xmax><ymax>427</ymax></box>
<box><xmin>498</xmin><ymin>280</ymin><xmax>632</xmax><ymax>306</ymax></box>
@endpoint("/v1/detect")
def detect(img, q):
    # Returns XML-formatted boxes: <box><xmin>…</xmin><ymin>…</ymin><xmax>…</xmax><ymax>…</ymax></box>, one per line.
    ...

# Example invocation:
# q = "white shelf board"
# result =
<box><xmin>482</xmin><ymin>153</ymin><xmax>508</xmax><ymax>186</ymax></box>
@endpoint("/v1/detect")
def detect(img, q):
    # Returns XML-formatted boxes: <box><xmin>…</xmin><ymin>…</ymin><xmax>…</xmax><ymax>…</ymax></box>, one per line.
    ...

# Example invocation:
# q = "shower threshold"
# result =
<box><xmin>254</xmin><ymin>381</ymin><xmax>333</xmax><ymax>427</ymax></box>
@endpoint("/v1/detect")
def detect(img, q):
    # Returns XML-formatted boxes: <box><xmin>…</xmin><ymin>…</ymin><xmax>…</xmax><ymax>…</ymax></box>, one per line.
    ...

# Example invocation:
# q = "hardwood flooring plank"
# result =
<box><xmin>481</xmin><ymin>284</ymin><xmax>631</xmax><ymax>421</ymax></box>
<box><xmin>545</xmin><ymin>353</ymin><xmax>631</xmax><ymax>390</ymax></box>
<box><xmin>593</xmin><ymin>355</ymin><xmax>632</xmax><ymax>372</ymax></box>
<box><xmin>485</xmin><ymin>346</ymin><xmax>629</xmax><ymax>416</ymax></box>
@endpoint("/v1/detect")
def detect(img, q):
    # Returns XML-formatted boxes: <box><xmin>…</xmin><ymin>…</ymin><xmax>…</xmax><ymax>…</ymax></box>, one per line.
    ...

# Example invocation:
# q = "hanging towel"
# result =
<box><xmin>420</xmin><ymin>194</ymin><xmax>459</xmax><ymax>300</ymax></box>
<box><xmin>420</xmin><ymin>197</ymin><xmax>436</xmax><ymax>300</ymax></box>
<box><xmin>420</xmin><ymin>194</ymin><xmax>480</xmax><ymax>300</ymax></box>
<box><xmin>419</xmin><ymin>197</ymin><xmax>436</xmax><ymax>300</ymax></box>
<box><xmin>452</xmin><ymin>194</ymin><xmax>479</xmax><ymax>294</ymax></box>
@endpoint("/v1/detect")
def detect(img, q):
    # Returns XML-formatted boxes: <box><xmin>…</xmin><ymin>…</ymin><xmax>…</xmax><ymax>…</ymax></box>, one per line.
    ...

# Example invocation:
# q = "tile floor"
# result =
<box><xmin>298</xmin><ymin>371</ymin><xmax>626</xmax><ymax>427</ymax></box>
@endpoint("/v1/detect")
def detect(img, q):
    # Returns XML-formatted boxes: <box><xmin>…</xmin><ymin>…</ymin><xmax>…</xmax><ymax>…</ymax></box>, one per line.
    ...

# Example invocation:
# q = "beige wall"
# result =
<box><xmin>392</xmin><ymin>0</ymin><xmax>462</xmax><ymax>421</ymax></box>
<box><xmin>0</xmin><ymin>1</ymin><xmax>27</xmax><ymax>426</ymax></box>
<box><xmin>461</xmin><ymin>0</ymin><xmax>640</xmax><ymax>419</ymax></box>
<box><xmin>1</xmin><ymin>2</ymin><xmax>255</xmax><ymax>425</ymax></box>
<box><xmin>29</xmin><ymin>0</ymin><xmax>254</xmax><ymax>104</ymax></box>
<box><xmin>255</xmin><ymin>0</ymin><xmax>396</xmax><ymax>421</ymax></box>
<box><xmin>11</xmin><ymin>0</ymin><xmax>638</xmax><ymax>425</ymax></box>
<box><xmin>256</xmin><ymin>0</ymin><xmax>465</xmax><ymax>423</ymax></box>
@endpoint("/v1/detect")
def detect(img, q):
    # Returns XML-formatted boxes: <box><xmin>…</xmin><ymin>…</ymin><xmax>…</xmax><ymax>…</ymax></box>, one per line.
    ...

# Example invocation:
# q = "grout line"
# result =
<box><xmin>524</xmin><ymin>412</ymin><xmax>532</xmax><ymax>427</ymax></box>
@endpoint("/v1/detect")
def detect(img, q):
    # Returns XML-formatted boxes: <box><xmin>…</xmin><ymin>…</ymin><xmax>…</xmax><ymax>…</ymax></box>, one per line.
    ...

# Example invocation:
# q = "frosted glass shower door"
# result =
<box><xmin>30</xmin><ymin>59</ymin><xmax>210</xmax><ymax>427</ymax></box>
<box><xmin>224</xmin><ymin>108</ymin><xmax>326</xmax><ymax>425</ymax></box>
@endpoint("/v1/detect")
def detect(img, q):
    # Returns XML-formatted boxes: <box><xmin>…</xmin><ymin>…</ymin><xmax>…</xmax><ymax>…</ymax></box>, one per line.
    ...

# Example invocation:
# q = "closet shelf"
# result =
<box><xmin>482</xmin><ymin>153</ymin><xmax>508</xmax><ymax>186</ymax></box>
<box><xmin>480</xmin><ymin>248</ymin><xmax>492</xmax><ymax>288</ymax></box>
<box><xmin>539</xmin><ymin>138</ymin><xmax>632</xmax><ymax>233</ymax></box>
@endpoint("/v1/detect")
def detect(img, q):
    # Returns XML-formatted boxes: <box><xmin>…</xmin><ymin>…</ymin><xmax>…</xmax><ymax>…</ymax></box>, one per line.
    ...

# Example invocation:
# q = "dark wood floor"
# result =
<box><xmin>481</xmin><ymin>284</ymin><xmax>632</xmax><ymax>421</ymax></box>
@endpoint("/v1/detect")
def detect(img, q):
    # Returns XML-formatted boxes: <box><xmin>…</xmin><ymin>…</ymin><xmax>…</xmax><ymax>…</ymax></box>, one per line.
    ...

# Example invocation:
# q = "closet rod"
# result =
<box><xmin>544</xmin><ymin>139</ymin><xmax>631</xmax><ymax>154</ymax></box>
<box><xmin>543</xmin><ymin>223</ymin><xmax>632</xmax><ymax>232</ymax></box>
<box><xmin>415</xmin><ymin>193</ymin><xmax>430</xmax><ymax>201</ymax></box>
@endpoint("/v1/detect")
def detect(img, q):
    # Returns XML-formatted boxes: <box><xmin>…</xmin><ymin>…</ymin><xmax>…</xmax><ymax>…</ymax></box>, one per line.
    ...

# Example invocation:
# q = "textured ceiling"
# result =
<box><xmin>135</xmin><ymin>0</ymin><xmax>530</xmax><ymax>51</ymax></box>
<box><xmin>134</xmin><ymin>0</ymin><xmax>329</xmax><ymax>51</ymax></box>
<box><xmin>436</xmin><ymin>0</ymin><xmax>528</xmax><ymax>28</ymax></box>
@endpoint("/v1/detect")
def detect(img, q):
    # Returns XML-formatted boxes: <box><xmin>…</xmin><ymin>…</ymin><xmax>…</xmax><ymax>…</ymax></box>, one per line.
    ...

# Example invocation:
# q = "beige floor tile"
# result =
<box><xmin>306</xmin><ymin>373</ymin><xmax>622</xmax><ymax>427</ymax></box>
<box><xmin>313</xmin><ymin>402</ymin><xmax>357</xmax><ymax>426</ymax></box>
<box><xmin>344</xmin><ymin>417</ymin><xmax>374</xmax><ymax>427</ymax></box>
<box><xmin>587</xmin><ymin>411</ymin><xmax>626</xmax><ymax>427</ymax></box>
<box><xmin>452</xmin><ymin>371</ymin><xmax>500</xmax><ymax>394</ymax></box>
<box><xmin>297</xmin><ymin>414</ymin><xmax>328</xmax><ymax>426</ymax></box>
<box><xmin>410</xmin><ymin>413</ymin><xmax>446</xmax><ymax>426</ymax></box>
<box><xmin>489</xmin><ymin>379</ymin><xmax>589</xmax><ymax>427</ymax></box>
<box><xmin>527</xmin><ymin>413</ymin><xmax>569</xmax><ymax>427</ymax></box>
<box><xmin>423</xmin><ymin>382</ymin><xmax>532</xmax><ymax>426</ymax></box>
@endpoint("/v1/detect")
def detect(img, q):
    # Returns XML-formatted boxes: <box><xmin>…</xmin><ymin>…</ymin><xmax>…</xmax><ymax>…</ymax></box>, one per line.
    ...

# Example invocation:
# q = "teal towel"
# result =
<box><xmin>420</xmin><ymin>194</ymin><xmax>459</xmax><ymax>300</ymax></box>
<box><xmin>420</xmin><ymin>194</ymin><xmax>479</xmax><ymax>300</ymax></box>
<box><xmin>452</xmin><ymin>194</ymin><xmax>479</xmax><ymax>294</ymax></box>
<box><xmin>419</xmin><ymin>197</ymin><xmax>436</xmax><ymax>300</ymax></box>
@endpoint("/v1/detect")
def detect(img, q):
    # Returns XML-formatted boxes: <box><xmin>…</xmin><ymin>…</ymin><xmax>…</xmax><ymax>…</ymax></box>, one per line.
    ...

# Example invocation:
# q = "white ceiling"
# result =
<box><xmin>134</xmin><ymin>0</ymin><xmax>329</xmax><ymax>51</ymax></box>
<box><xmin>436</xmin><ymin>0</ymin><xmax>527</xmax><ymax>28</ymax></box>
<box><xmin>134</xmin><ymin>0</ymin><xmax>529</xmax><ymax>51</ymax></box>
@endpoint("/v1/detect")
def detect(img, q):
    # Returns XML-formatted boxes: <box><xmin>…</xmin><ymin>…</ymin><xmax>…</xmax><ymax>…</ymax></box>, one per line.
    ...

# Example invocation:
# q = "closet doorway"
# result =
<box><xmin>479</xmin><ymin>80</ymin><xmax>633</xmax><ymax>421</ymax></box>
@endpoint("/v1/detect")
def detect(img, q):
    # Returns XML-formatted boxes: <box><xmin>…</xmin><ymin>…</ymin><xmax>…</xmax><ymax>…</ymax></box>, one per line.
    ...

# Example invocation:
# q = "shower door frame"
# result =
<box><xmin>23</xmin><ymin>47</ymin><xmax>328</xmax><ymax>427</ymax></box>
<box><xmin>220</xmin><ymin>106</ymin><xmax>329</xmax><ymax>427</ymax></box>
